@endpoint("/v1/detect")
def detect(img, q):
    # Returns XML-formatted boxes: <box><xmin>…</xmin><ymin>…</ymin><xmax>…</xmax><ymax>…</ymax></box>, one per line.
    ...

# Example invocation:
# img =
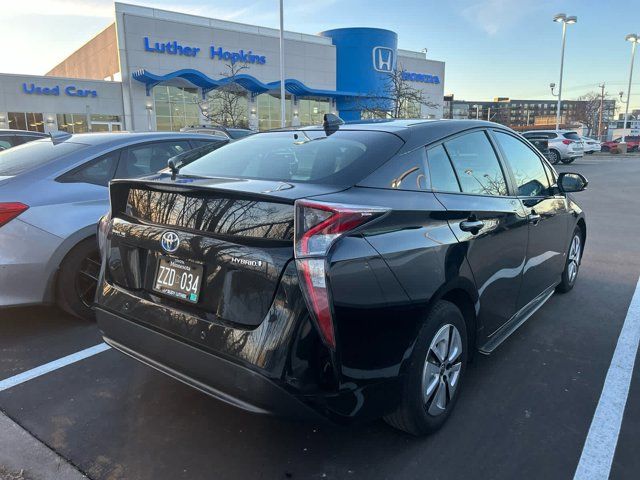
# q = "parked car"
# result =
<box><xmin>0</xmin><ymin>129</ymin><xmax>48</xmax><ymax>151</ymax></box>
<box><xmin>95</xmin><ymin>118</ymin><xmax>588</xmax><ymax>435</ymax></box>
<box><xmin>581</xmin><ymin>136</ymin><xmax>602</xmax><ymax>154</ymax></box>
<box><xmin>601</xmin><ymin>136</ymin><xmax>640</xmax><ymax>152</ymax></box>
<box><xmin>521</xmin><ymin>133</ymin><xmax>551</xmax><ymax>161</ymax></box>
<box><xmin>180</xmin><ymin>125</ymin><xmax>253</xmax><ymax>140</ymax></box>
<box><xmin>0</xmin><ymin>132</ymin><xmax>227</xmax><ymax>320</ymax></box>
<box><xmin>522</xmin><ymin>130</ymin><xmax>584</xmax><ymax>164</ymax></box>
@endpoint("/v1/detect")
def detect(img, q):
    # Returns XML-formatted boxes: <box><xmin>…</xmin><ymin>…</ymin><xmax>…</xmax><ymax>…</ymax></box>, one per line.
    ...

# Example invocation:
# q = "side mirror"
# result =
<box><xmin>558</xmin><ymin>172</ymin><xmax>588</xmax><ymax>193</ymax></box>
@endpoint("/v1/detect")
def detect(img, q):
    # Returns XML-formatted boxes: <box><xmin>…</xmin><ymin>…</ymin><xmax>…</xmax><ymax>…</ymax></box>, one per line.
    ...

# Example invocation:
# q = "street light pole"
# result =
<box><xmin>621</xmin><ymin>34</ymin><xmax>639</xmax><ymax>143</ymax></box>
<box><xmin>553</xmin><ymin>13</ymin><xmax>577</xmax><ymax>130</ymax></box>
<box><xmin>279</xmin><ymin>0</ymin><xmax>286</xmax><ymax>128</ymax></box>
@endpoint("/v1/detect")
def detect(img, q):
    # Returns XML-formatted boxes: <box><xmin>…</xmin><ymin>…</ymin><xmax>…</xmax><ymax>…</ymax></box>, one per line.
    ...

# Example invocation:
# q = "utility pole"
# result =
<box><xmin>278</xmin><ymin>0</ymin><xmax>286</xmax><ymax>128</ymax></box>
<box><xmin>597</xmin><ymin>83</ymin><xmax>605</xmax><ymax>140</ymax></box>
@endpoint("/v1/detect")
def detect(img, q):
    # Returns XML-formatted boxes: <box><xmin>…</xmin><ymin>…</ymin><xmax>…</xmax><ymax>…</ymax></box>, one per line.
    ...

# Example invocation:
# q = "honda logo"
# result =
<box><xmin>372</xmin><ymin>46</ymin><xmax>395</xmax><ymax>72</ymax></box>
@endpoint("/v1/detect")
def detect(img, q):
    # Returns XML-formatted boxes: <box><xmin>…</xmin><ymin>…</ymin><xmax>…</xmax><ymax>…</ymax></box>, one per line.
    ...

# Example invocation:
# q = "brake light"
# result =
<box><xmin>0</xmin><ymin>202</ymin><xmax>28</xmax><ymax>228</ymax></box>
<box><xmin>562</xmin><ymin>139</ymin><xmax>573</xmax><ymax>145</ymax></box>
<box><xmin>294</xmin><ymin>200</ymin><xmax>388</xmax><ymax>349</ymax></box>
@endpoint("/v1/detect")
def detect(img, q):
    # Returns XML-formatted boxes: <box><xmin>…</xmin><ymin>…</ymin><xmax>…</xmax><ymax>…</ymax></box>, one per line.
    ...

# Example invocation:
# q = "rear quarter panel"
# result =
<box><xmin>319</xmin><ymin>187</ymin><xmax>476</xmax><ymax>385</ymax></box>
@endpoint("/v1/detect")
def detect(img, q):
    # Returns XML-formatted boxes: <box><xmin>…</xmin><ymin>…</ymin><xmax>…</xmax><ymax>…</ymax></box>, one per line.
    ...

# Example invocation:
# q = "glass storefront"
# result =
<box><xmin>56</xmin><ymin>113</ymin><xmax>89</xmax><ymax>133</ymax></box>
<box><xmin>56</xmin><ymin>113</ymin><xmax>122</xmax><ymax>133</ymax></box>
<box><xmin>153</xmin><ymin>85</ymin><xmax>200</xmax><ymax>131</ymax></box>
<box><xmin>152</xmin><ymin>85</ymin><xmax>331</xmax><ymax>131</ymax></box>
<box><xmin>7</xmin><ymin>112</ymin><xmax>45</xmax><ymax>132</ymax></box>
<box><xmin>296</xmin><ymin>99</ymin><xmax>331</xmax><ymax>126</ymax></box>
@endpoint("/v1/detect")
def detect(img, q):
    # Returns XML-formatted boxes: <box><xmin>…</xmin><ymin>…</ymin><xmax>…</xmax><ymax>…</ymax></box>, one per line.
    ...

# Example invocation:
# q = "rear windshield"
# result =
<box><xmin>0</xmin><ymin>140</ymin><xmax>86</xmax><ymax>176</ymax></box>
<box><xmin>179</xmin><ymin>130</ymin><xmax>403</xmax><ymax>185</ymax></box>
<box><xmin>563</xmin><ymin>132</ymin><xmax>581</xmax><ymax>140</ymax></box>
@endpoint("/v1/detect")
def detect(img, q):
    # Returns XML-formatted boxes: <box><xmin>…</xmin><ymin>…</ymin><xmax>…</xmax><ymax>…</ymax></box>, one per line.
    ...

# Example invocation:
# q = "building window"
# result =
<box><xmin>257</xmin><ymin>94</ymin><xmax>292</xmax><ymax>130</ymax></box>
<box><xmin>295</xmin><ymin>99</ymin><xmax>330</xmax><ymax>126</ymax></box>
<box><xmin>203</xmin><ymin>89</ymin><xmax>249</xmax><ymax>128</ymax></box>
<box><xmin>7</xmin><ymin>112</ymin><xmax>44</xmax><ymax>132</ymax></box>
<box><xmin>57</xmin><ymin>113</ymin><xmax>89</xmax><ymax>133</ymax></box>
<box><xmin>153</xmin><ymin>86</ymin><xmax>200</xmax><ymax>131</ymax></box>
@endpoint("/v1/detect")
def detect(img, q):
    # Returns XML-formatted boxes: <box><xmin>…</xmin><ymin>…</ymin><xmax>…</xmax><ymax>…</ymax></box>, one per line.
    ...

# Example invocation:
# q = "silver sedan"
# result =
<box><xmin>0</xmin><ymin>132</ymin><xmax>227</xmax><ymax>319</ymax></box>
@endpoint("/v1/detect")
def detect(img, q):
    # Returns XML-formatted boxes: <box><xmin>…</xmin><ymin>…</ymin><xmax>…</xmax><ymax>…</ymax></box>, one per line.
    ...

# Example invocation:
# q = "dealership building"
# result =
<box><xmin>0</xmin><ymin>2</ymin><xmax>445</xmax><ymax>133</ymax></box>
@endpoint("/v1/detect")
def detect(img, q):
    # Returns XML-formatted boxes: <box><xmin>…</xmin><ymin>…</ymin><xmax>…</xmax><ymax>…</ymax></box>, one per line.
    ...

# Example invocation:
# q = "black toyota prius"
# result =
<box><xmin>95</xmin><ymin>117</ymin><xmax>587</xmax><ymax>435</ymax></box>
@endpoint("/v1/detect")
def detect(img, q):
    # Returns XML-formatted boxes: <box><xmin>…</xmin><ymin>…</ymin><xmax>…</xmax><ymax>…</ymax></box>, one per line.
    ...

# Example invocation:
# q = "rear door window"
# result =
<box><xmin>493</xmin><ymin>131</ymin><xmax>550</xmax><ymax>197</ymax></box>
<box><xmin>444</xmin><ymin>131</ymin><xmax>508</xmax><ymax>196</ymax></box>
<box><xmin>116</xmin><ymin>141</ymin><xmax>190</xmax><ymax>178</ymax></box>
<box><xmin>426</xmin><ymin>144</ymin><xmax>461</xmax><ymax>192</ymax></box>
<box><xmin>58</xmin><ymin>150</ymin><xmax>120</xmax><ymax>186</ymax></box>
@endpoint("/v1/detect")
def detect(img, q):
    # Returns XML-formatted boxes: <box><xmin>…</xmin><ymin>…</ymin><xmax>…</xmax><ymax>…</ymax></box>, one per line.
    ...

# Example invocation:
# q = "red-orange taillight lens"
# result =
<box><xmin>0</xmin><ymin>202</ymin><xmax>28</xmax><ymax>228</ymax></box>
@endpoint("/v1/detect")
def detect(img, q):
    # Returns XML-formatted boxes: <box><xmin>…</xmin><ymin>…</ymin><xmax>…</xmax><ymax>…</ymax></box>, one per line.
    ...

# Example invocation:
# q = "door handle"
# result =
<box><xmin>460</xmin><ymin>219</ymin><xmax>485</xmax><ymax>234</ymax></box>
<box><xmin>528</xmin><ymin>211</ymin><xmax>541</xmax><ymax>225</ymax></box>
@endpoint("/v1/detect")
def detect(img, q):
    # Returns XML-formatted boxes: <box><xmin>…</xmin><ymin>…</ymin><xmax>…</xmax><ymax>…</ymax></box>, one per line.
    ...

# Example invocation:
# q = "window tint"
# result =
<box><xmin>371</xmin><ymin>148</ymin><xmax>428</xmax><ymax>191</ymax></box>
<box><xmin>60</xmin><ymin>150</ymin><xmax>120</xmax><ymax>186</ymax></box>
<box><xmin>180</xmin><ymin>130</ymin><xmax>403</xmax><ymax>185</ymax></box>
<box><xmin>426</xmin><ymin>145</ymin><xmax>460</xmax><ymax>192</ymax></box>
<box><xmin>0</xmin><ymin>141</ymin><xmax>85</xmax><ymax>176</ymax></box>
<box><xmin>116</xmin><ymin>141</ymin><xmax>190</xmax><ymax>178</ymax></box>
<box><xmin>191</xmin><ymin>139</ymin><xmax>228</xmax><ymax>149</ymax></box>
<box><xmin>444</xmin><ymin>131</ymin><xmax>508</xmax><ymax>196</ymax></box>
<box><xmin>494</xmin><ymin>132</ymin><xmax>550</xmax><ymax>197</ymax></box>
<box><xmin>563</xmin><ymin>132</ymin><xmax>581</xmax><ymax>140</ymax></box>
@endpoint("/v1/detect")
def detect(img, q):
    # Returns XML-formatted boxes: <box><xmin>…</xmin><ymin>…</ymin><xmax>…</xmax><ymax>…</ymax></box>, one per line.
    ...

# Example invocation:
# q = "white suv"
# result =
<box><xmin>522</xmin><ymin>130</ymin><xmax>584</xmax><ymax>164</ymax></box>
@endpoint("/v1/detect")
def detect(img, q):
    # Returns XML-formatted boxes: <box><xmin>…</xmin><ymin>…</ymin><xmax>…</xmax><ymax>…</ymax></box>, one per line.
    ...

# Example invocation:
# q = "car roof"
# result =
<box><xmin>29</xmin><ymin>131</ymin><xmax>227</xmax><ymax>147</ymax></box>
<box><xmin>0</xmin><ymin>129</ymin><xmax>48</xmax><ymax>136</ymax></box>
<box><xmin>280</xmin><ymin>118</ymin><xmax>509</xmax><ymax>148</ymax></box>
<box><xmin>524</xmin><ymin>129</ymin><xmax>576</xmax><ymax>133</ymax></box>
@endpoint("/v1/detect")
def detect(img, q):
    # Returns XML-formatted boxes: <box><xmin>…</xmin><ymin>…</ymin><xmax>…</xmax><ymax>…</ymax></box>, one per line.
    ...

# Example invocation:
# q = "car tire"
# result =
<box><xmin>560</xmin><ymin>156</ymin><xmax>575</xmax><ymax>164</ymax></box>
<box><xmin>601</xmin><ymin>146</ymin><xmax>610</xmax><ymax>152</ymax></box>
<box><xmin>56</xmin><ymin>237</ymin><xmax>101</xmax><ymax>321</ymax></box>
<box><xmin>548</xmin><ymin>149</ymin><xmax>561</xmax><ymax>164</ymax></box>
<box><xmin>384</xmin><ymin>300</ymin><xmax>468</xmax><ymax>436</ymax></box>
<box><xmin>585</xmin><ymin>151</ymin><xmax>593</xmax><ymax>155</ymax></box>
<box><xmin>557</xmin><ymin>227</ymin><xmax>584</xmax><ymax>293</ymax></box>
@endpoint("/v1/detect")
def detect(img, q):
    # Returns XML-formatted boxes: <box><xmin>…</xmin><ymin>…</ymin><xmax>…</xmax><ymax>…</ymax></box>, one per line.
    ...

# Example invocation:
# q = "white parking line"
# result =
<box><xmin>0</xmin><ymin>343</ymin><xmax>111</xmax><ymax>392</ymax></box>
<box><xmin>574</xmin><ymin>276</ymin><xmax>640</xmax><ymax>480</ymax></box>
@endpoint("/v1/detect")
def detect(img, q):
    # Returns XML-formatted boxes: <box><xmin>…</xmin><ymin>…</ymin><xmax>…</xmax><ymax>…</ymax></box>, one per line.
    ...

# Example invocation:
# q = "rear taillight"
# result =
<box><xmin>294</xmin><ymin>200</ymin><xmax>388</xmax><ymax>349</ymax></box>
<box><xmin>0</xmin><ymin>202</ymin><xmax>28</xmax><ymax>228</ymax></box>
<box><xmin>562</xmin><ymin>139</ymin><xmax>573</xmax><ymax>145</ymax></box>
<box><xmin>97</xmin><ymin>212</ymin><xmax>111</xmax><ymax>254</ymax></box>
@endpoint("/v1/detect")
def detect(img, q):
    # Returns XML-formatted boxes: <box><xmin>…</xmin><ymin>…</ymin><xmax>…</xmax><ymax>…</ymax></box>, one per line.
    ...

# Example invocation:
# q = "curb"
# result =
<box><xmin>0</xmin><ymin>412</ymin><xmax>87</xmax><ymax>480</ymax></box>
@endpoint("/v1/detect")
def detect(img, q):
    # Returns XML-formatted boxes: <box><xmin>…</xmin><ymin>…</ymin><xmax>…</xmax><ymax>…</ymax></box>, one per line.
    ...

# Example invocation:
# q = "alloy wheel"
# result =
<box><xmin>567</xmin><ymin>234</ymin><xmax>582</xmax><ymax>283</ymax></box>
<box><xmin>75</xmin><ymin>249</ymin><xmax>101</xmax><ymax>309</ymax></box>
<box><xmin>422</xmin><ymin>324</ymin><xmax>463</xmax><ymax>416</ymax></box>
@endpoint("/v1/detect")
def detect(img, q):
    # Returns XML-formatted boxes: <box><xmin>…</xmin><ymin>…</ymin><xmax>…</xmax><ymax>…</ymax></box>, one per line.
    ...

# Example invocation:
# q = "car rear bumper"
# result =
<box><xmin>97</xmin><ymin>306</ymin><xmax>326</xmax><ymax>421</ymax></box>
<box><xmin>0</xmin><ymin>219</ymin><xmax>61</xmax><ymax>306</ymax></box>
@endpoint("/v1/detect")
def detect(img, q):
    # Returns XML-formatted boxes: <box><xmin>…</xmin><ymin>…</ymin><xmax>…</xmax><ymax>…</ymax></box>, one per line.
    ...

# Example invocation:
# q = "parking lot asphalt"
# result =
<box><xmin>1</xmin><ymin>154</ymin><xmax>639</xmax><ymax>480</ymax></box>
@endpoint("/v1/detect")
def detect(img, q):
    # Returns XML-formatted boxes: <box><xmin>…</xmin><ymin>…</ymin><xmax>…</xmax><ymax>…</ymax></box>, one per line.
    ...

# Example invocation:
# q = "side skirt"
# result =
<box><xmin>478</xmin><ymin>283</ymin><xmax>557</xmax><ymax>354</ymax></box>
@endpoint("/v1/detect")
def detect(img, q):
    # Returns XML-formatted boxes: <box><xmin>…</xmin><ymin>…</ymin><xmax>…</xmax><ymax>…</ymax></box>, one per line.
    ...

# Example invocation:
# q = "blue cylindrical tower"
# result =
<box><xmin>319</xmin><ymin>27</ymin><xmax>398</xmax><ymax>121</ymax></box>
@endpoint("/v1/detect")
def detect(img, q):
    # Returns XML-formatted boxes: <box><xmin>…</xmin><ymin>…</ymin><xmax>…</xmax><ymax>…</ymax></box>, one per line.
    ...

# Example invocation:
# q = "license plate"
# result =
<box><xmin>153</xmin><ymin>256</ymin><xmax>203</xmax><ymax>303</ymax></box>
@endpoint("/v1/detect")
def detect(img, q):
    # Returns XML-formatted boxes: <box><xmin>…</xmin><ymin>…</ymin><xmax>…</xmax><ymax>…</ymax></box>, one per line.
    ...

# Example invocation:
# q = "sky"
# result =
<box><xmin>3</xmin><ymin>0</ymin><xmax>639</xmax><ymax>108</ymax></box>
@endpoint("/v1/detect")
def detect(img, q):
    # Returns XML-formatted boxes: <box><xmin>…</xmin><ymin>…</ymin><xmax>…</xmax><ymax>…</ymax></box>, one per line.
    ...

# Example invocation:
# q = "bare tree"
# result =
<box><xmin>358</xmin><ymin>66</ymin><xmax>439</xmax><ymax>119</ymax></box>
<box><xmin>198</xmin><ymin>62</ymin><xmax>249</xmax><ymax>128</ymax></box>
<box><xmin>572</xmin><ymin>91</ymin><xmax>608</xmax><ymax>136</ymax></box>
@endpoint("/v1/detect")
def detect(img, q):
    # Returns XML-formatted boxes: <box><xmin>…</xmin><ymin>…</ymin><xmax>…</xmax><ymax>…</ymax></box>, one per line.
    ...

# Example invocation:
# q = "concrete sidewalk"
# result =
<box><xmin>0</xmin><ymin>412</ymin><xmax>86</xmax><ymax>480</ymax></box>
